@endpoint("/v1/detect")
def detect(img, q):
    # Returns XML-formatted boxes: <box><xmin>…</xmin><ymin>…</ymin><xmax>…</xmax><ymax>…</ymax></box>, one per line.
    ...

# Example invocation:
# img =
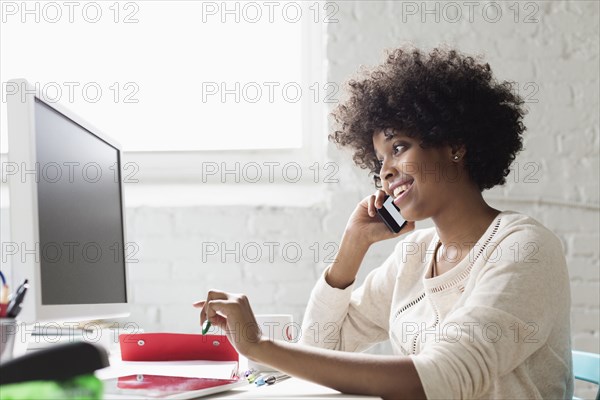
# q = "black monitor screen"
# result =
<box><xmin>35</xmin><ymin>98</ymin><xmax>127</xmax><ymax>305</ymax></box>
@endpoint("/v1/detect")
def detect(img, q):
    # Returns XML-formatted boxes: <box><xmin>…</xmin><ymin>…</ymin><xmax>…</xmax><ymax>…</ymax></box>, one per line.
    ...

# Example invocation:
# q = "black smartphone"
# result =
<box><xmin>376</xmin><ymin>195</ymin><xmax>408</xmax><ymax>233</ymax></box>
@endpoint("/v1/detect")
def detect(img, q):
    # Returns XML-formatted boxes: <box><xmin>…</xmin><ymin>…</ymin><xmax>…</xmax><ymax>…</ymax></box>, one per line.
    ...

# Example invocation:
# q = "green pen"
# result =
<box><xmin>202</xmin><ymin>320</ymin><xmax>211</xmax><ymax>335</ymax></box>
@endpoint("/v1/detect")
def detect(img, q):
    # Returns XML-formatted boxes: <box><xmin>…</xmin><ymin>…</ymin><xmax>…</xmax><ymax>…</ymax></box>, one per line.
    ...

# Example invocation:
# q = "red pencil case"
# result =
<box><xmin>119</xmin><ymin>333</ymin><xmax>238</xmax><ymax>362</ymax></box>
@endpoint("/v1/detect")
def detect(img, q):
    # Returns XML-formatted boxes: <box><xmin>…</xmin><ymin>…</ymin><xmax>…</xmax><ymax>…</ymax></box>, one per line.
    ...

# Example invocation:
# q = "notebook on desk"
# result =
<box><xmin>102</xmin><ymin>374</ymin><xmax>246</xmax><ymax>399</ymax></box>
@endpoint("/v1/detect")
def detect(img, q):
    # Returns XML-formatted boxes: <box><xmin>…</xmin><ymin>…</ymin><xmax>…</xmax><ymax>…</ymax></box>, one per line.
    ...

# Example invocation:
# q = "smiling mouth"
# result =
<box><xmin>392</xmin><ymin>180</ymin><xmax>414</xmax><ymax>198</ymax></box>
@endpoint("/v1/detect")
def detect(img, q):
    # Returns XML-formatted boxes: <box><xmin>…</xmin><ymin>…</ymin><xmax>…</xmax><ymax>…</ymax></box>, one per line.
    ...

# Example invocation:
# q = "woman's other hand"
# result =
<box><xmin>193</xmin><ymin>290</ymin><xmax>262</xmax><ymax>359</ymax></box>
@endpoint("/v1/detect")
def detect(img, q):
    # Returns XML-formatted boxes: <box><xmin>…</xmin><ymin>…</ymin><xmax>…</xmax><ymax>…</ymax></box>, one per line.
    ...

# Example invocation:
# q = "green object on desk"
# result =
<box><xmin>202</xmin><ymin>320</ymin><xmax>211</xmax><ymax>335</ymax></box>
<box><xmin>0</xmin><ymin>374</ymin><xmax>102</xmax><ymax>400</ymax></box>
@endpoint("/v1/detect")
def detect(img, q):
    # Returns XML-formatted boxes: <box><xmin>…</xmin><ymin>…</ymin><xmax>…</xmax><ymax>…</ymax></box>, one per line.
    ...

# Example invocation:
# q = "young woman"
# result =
<box><xmin>194</xmin><ymin>47</ymin><xmax>573</xmax><ymax>399</ymax></box>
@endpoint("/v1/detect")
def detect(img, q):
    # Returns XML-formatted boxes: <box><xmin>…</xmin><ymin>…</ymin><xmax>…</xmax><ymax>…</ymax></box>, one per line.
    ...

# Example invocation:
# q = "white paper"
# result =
<box><xmin>96</xmin><ymin>353</ymin><xmax>239</xmax><ymax>381</ymax></box>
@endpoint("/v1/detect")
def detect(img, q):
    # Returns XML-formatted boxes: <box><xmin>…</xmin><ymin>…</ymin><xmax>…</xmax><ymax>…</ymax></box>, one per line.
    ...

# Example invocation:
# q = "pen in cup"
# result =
<box><xmin>0</xmin><ymin>287</ymin><xmax>8</xmax><ymax>318</ymax></box>
<box><xmin>0</xmin><ymin>271</ymin><xmax>8</xmax><ymax>318</ymax></box>
<box><xmin>6</xmin><ymin>279</ymin><xmax>29</xmax><ymax>318</ymax></box>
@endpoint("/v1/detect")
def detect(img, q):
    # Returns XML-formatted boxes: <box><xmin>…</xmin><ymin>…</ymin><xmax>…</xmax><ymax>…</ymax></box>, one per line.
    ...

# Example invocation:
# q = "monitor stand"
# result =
<box><xmin>25</xmin><ymin>320</ymin><xmax>124</xmax><ymax>352</ymax></box>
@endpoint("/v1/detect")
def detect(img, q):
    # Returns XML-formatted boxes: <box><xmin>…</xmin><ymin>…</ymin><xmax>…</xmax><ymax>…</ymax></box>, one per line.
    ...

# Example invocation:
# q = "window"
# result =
<box><xmin>1</xmin><ymin>1</ymin><xmax>327</xmax><ymax>160</ymax></box>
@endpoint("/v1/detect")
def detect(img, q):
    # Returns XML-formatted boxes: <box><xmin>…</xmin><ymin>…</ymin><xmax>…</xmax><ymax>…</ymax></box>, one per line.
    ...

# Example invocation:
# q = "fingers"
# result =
<box><xmin>193</xmin><ymin>300</ymin><xmax>207</xmax><ymax>327</ymax></box>
<box><xmin>367</xmin><ymin>189</ymin><xmax>388</xmax><ymax>217</ymax></box>
<box><xmin>195</xmin><ymin>290</ymin><xmax>253</xmax><ymax>333</ymax></box>
<box><xmin>206</xmin><ymin>289</ymin><xmax>229</xmax><ymax>301</ymax></box>
<box><xmin>206</xmin><ymin>299</ymin><xmax>233</xmax><ymax>318</ymax></box>
<box><xmin>192</xmin><ymin>300</ymin><xmax>205</xmax><ymax>308</ymax></box>
<box><xmin>205</xmin><ymin>299</ymin><xmax>232</xmax><ymax>330</ymax></box>
<box><xmin>367</xmin><ymin>194</ymin><xmax>376</xmax><ymax>217</ymax></box>
<box><xmin>374</xmin><ymin>189</ymin><xmax>387</xmax><ymax>208</ymax></box>
<box><xmin>196</xmin><ymin>289</ymin><xmax>230</xmax><ymax>327</ymax></box>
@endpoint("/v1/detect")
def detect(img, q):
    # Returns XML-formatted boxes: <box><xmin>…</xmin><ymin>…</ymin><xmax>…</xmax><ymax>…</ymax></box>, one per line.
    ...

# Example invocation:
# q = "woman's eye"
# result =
<box><xmin>393</xmin><ymin>144</ymin><xmax>404</xmax><ymax>154</ymax></box>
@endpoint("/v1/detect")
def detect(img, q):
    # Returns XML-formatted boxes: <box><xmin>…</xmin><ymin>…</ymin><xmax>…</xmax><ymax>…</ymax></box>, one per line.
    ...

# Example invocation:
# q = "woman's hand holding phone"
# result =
<box><xmin>345</xmin><ymin>189</ymin><xmax>415</xmax><ymax>246</ymax></box>
<box><xmin>325</xmin><ymin>190</ymin><xmax>414</xmax><ymax>289</ymax></box>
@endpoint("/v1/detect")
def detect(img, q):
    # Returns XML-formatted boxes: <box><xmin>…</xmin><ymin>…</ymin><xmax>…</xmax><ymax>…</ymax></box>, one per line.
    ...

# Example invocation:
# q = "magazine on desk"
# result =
<box><xmin>102</xmin><ymin>374</ymin><xmax>246</xmax><ymax>399</ymax></box>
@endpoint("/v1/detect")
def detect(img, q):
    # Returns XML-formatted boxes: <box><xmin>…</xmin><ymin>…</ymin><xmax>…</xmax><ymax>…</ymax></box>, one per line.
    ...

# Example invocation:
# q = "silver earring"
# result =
<box><xmin>453</xmin><ymin>155</ymin><xmax>460</xmax><ymax>161</ymax></box>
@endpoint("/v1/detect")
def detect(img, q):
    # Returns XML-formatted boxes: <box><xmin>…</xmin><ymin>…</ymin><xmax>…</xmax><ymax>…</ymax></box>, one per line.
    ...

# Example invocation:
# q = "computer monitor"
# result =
<box><xmin>5</xmin><ymin>79</ymin><xmax>130</xmax><ymax>324</ymax></box>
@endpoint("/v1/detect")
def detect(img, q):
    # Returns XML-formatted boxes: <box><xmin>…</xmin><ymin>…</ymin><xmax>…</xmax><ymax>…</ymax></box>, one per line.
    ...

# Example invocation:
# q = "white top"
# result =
<box><xmin>299</xmin><ymin>211</ymin><xmax>573</xmax><ymax>399</ymax></box>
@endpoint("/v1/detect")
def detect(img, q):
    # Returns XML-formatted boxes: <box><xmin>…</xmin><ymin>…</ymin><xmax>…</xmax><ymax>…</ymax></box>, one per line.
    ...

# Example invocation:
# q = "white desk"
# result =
<box><xmin>205</xmin><ymin>377</ymin><xmax>381</xmax><ymax>399</ymax></box>
<box><xmin>97</xmin><ymin>353</ymin><xmax>380</xmax><ymax>400</ymax></box>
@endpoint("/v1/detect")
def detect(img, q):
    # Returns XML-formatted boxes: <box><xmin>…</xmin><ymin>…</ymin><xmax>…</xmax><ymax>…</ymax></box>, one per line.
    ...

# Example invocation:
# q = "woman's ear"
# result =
<box><xmin>449</xmin><ymin>144</ymin><xmax>466</xmax><ymax>162</ymax></box>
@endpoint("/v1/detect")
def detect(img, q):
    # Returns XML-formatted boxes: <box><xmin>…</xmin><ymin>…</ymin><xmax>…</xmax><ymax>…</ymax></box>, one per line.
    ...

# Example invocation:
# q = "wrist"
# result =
<box><xmin>325</xmin><ymin>233</ymin><xmax>370</xmax><ymax>289</ymax></box>
<box><xmin>324</xmin><ymin>266</ymin><xmax>355</xmax><ymax>289</ymax></box>
<box><xmin>245</xmin><ymin>337</ymin><xmax>271</xmax><ymax>363</ymax></box>
<box><xmin>341</xmin><ymin>229</ymin><xmax>372</xmax><ymax>252</ymax></box>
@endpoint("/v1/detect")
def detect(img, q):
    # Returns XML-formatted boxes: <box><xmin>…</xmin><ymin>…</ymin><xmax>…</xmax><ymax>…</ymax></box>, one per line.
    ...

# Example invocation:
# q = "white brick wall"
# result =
<box><xmin>0</xmin><ymin>1</ymin><xmax>597</xmax><ymax>397</ymax></box>
<box><xmin>323</xmin><ymin>2</ymin><xmax>599</xmax><ymax>397</ymax></box>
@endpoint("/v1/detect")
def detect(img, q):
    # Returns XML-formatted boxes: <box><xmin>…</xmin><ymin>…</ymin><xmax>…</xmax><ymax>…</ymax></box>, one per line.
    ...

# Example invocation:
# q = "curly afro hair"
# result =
<box><xmin>329</xmin><ymin>47</ymin><xmax>526</xmax><ymax>191</ymax></box>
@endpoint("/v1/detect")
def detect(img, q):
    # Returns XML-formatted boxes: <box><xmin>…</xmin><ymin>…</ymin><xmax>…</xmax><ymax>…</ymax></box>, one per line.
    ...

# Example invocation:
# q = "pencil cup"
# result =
<box><xmin>0</xmin><ymin>318</ymin><xmax>18</xmax><ymax>364</ymax></box>
<box><xmin>248</xmin><ymin>314</ymin><xmax>296</xmax><ymax>372</ymax></box>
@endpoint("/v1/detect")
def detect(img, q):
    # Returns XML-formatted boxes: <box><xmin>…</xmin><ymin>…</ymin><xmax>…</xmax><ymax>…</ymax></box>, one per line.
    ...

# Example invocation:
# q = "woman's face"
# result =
<box><xmin>372</xmin><ymin>129</ymin><xmax>464</xmax><ymax>222</ymax></box>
